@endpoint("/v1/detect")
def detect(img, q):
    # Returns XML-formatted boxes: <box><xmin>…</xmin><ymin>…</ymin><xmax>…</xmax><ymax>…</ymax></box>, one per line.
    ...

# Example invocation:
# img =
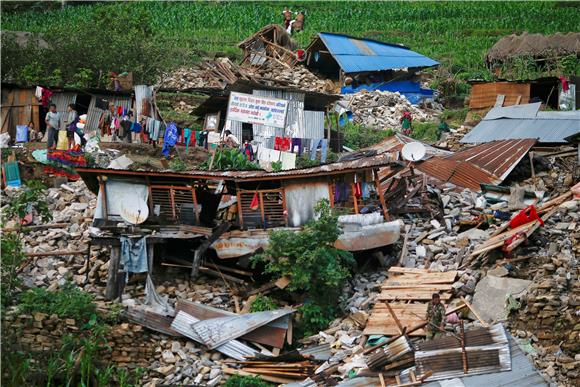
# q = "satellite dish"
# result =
<box><xmin>120</xmin><ymin>198</ymin><xmax>149</xmax><ymax>225</ymax></box>
<box><xmin>401</xmin><ymin>142</ymin><xmax>427</xmax><ymax>162</ymax></box>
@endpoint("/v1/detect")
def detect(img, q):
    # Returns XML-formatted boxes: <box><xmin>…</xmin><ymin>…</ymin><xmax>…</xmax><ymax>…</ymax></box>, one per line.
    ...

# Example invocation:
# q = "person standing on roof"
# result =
<box><xmin>400</xmin><ymin>109</ymin><xmax>413</xmax><ymax>136</ymax></box>
<box><xmin>425</xmin><ymin>293</ymin><xmax>446</xmax><ymax>340</ymax></box>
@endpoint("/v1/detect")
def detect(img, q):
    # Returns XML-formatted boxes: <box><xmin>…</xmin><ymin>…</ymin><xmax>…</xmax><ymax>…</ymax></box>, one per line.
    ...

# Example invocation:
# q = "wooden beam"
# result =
<box><xmin>105</xmin><ymin>246</ymin><xmax>121</xmax><ymax>300</ymax></box>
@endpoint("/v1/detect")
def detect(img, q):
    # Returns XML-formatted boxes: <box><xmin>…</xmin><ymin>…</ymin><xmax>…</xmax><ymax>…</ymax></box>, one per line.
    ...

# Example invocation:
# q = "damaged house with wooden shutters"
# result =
<box><xmin>77</xmin><ymin>154</ymin><xmax>403</xmax><ymax>299</ymax></box>
<box><xmin>76</xmin><ymin>81</ymin><xmax>404</xmax><ymax>299</ymax></box>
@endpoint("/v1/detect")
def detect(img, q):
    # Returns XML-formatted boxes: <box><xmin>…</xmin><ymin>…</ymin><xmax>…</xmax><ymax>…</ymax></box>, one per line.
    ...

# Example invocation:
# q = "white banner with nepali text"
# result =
<box><xmin>226</xmin><ymin>92</ymin><xmax>288</xmax><ymax>128</ymax></box>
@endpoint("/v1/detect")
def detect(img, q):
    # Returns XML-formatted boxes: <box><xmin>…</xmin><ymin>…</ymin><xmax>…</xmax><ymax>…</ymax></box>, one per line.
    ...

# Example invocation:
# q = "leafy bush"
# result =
<box><xmin>252</xmin><ymin>200</ymin><xmax>354</xmax><ymax>335</ymax></box>
<box><xmin>169</xmin><ymin>157</ymin><xmax>187</xmax><ymax>171</ymax></box>
<box><xmin>224</xmin><ymin>374</ymin><xmax>273</xmax><ymax>387</ymax></box>
<box><xmin>250</xmin><ymin>295</ymin><xmax>278</xmax><ymax>313</ymax></box>
<box><xmin>204</xmin><ymin>148</ymin><xmax>261</xmax><ymax>171</ymax></box>
<box><xmin>1</xmin><ymin>180</ymin><xmax>52</xmax><ymax>224</ymax></box>
<box><xmin>297</xmin><ymin>302</ymin><xmax>336</xmax><ymax>338</ymax></box>
<box><xmin>19</xmin><ymin>282</ymin><xmax>96</xmax><ymax>325</ymax></box>
<box><xmin>343</xmin><ymin>122</ymin><xmax>393</xmax><ymax>150</ymax></box>
<box><xmin>271</xmin><ymin>161</ymin><xmax>282</xmax><ymax>172</ymax></box>
<box><xmin>410</xmin><ymin>122</ymin><xmax>440</xmax><ymax>142</ymax></box>
<box><xmin>0</xmin><ymin>232</ymin><xmax>25</xmax><ymax>309</ymax></box>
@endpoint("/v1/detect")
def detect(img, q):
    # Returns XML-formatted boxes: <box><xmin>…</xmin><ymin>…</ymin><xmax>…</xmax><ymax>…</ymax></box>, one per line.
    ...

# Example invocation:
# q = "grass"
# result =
<box><xmin>3</xmin><ymin>1</ymin><xmax>580</xmax><ymax>83</ymax></box>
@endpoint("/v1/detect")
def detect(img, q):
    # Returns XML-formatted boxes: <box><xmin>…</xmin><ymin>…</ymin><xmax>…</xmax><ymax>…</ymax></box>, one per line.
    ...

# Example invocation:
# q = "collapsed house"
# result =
<box><xmin>77</xmin><ymin>151</ymin><xmax>403</xmax><ymax>300</ymax></box>
<box><xmin>304</xmin><ymin>33</ymin><xmax>439</xmax><ymax>103</ymax></box>
<box><xmin>238</xmin><ymin>24</ymin><xmax>298</xmax><ymax>67</ymax></box>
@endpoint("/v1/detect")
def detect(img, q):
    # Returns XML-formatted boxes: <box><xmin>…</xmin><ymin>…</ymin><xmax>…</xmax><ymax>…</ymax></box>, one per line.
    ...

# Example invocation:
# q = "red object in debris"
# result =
<box><xmin>296</xmin><ymin>49</ymin><xmax>305</xmax><ymax>61</ymax></box>
<box><xmin>509</xmin><ymin>205</ymin><xmax>543</xmax><ymax>229</ymax></box>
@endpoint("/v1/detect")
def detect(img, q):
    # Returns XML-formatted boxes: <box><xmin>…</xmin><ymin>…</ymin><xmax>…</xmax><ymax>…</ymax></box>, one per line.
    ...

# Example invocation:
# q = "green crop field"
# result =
<box><xmin>2</xmin><ymin>1</ymin><xmax>579</xmax><ymax>87</ymax></box>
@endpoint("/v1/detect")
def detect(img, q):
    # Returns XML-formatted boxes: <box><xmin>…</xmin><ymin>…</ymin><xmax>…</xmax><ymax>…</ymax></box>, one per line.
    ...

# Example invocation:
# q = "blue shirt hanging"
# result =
<box><xmin>162</xmin><ymin>121</ymin><xmax>178</xmax><ymax>158</ymax></box>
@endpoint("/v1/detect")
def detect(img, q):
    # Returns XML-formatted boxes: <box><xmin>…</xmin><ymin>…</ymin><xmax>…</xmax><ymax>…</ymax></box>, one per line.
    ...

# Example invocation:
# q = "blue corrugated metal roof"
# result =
<box><xmin>318</xmin><ymin>32</ymin><xmax>439</xmax><ymax>73</ymax></box>
<box><xmin>461</xmin><ymin>104</ymin><xmax>580</xmax><ymax>144</ymax></box>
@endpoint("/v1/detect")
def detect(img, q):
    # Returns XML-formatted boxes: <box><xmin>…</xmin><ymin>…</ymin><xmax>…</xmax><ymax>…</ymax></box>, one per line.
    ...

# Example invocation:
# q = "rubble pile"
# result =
<box><xmin>509</xmin><ymin>200</ymin><xmax>580</xmax><ymax>386</ymax></box>
<box><xmin>158</xmin><ymin>57</ymin><xmax>330</xmax><ymax>93</ymax></box>
<box><xmin>437</xmin><ymin>124</ymin><xmax>471</xmax><ymax>151</ymax></box>
<box><xmin>1</xmin><ymin>181</ymin><xmax>95</xmax><ymax>290</ymax></box>
<box><xmin>343</xmin><ymin>90</ymin><xmax>442</xmax><ymax>130</ymax></box>
<box><xmin>242</xmin><ymin>61</ymin><xmax>330</xmax><ymax>93</ymax></box>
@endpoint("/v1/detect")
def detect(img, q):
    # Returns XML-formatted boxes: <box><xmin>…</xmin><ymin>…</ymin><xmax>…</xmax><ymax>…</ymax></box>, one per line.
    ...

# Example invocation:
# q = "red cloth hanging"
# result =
<box><xmin>250</xmin><ymin>192</ymin><xmax>260</xmax><ymax>211</ymax></box>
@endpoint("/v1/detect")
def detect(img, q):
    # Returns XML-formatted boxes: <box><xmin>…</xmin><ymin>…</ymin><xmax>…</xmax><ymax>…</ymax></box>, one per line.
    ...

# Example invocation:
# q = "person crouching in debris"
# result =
<box><xmin>223</xmin><ymin>130</ymin><xmax>240</xmax><ymax>148</ymax></box>
<box><xmin>425</xmin><ymin>293</ymin><xmax>446</xmax><ymax>340</ymax></box>
<box><xmin>400</xmin><ymin>109</ymin><xmax>413</xmax><ymax>136</ymax></box>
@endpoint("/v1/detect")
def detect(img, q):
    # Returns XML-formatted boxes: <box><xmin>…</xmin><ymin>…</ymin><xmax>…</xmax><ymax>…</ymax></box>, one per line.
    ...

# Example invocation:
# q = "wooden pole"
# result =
<box><xmin>105</xmin><ymin>246</ymin><xmax>121</xmax><ymax>300</ymax></box>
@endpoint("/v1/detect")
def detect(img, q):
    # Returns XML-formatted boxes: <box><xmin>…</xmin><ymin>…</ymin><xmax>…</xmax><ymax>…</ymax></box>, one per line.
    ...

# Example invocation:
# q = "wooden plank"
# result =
<box><xmin>223</xmin><ymin>367</ymin><xmax>295</xmax><ymax>384</ymax></box>
<box><xmin>378</xmin><ymin>291</ymin><xmax>452</xmax><ymax>301</ymax></box>
<box><xmin>381</xmin><ymin>284</ymin><xmax>454</xmax><ymax>291</ymax></box>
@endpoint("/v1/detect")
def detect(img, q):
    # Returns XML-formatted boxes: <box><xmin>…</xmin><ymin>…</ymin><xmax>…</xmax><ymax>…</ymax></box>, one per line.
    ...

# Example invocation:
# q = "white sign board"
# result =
<box><xmin>226</xmin><ymin>92</ymin><xmax>288</xmax><ymax>128</ymax></box>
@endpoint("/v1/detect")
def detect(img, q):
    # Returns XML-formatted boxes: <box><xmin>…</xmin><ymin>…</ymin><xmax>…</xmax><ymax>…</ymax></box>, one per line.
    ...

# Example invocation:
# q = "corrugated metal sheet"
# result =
<box><xmin>403</xmin><ymin>324</ymin><xmax>511</xmax><ymax>382</ymax></box>
<box><xmin>77</xmin><ymin>152</ymin><xmax>399</xmax><ymax>182</ymax></box>
<box><xmin>416</xmin><ymin>159</ymin><xmax>498</xmax><ymax>191</ymax></box>
<box><xmin>485</xmin><ymin>103</ymin><xmax>541</xmax><ymax>120</ymax></box>
<box><xmin>252</xmin><ymin>89</ymin><xmax>305</xmax><ymax>140</ymax></box>
<box><xmin>171</xmin><ymin>310</ymin><xmax>258</xmax><ymax>361</ymax></box>
<box><xmin>421</xmin><ymin>335</ymin><xmax>547</xmax><ymax>387</ymax></box>
<box><xmin>191</xmin><ymin>309</ymin><xmax>294</xmax><ymax>349</ymax></box>
<box><xmin>469</xmin><ymin>82</ymin><xmax>531</xmax><ymax>109</ymax></box>
<box><xmin>135</xmin><ymin>85</ymin><xmax>153</xmax><ymax>118</ymax></box>
<box><xmin>448</xmin><ymin>139</ymin><xmax>536</xmax><ymax>181</ymax></box>
<box><xmin>462</xmin><ymin>104</ymin><xmax>580</xmax><ymax>144</ymax></box>
<box><xmin>85</xmin><ymin>94</ymin><xmax>132</xmax><ymax>134</ymax></box>
<box><xmin>317</xmin><ymin>32</ymin><xmax>439</xmax><ymax>73</ymax></box>
<box><xmin>303</xmin><ymin>110</ymin><xmax>324</xmax><ymax>139</ymax></box>
<box><xmin>51</xmin><ymin>92</ymin><xmax>77</xmax><ymax>116</ymax></box>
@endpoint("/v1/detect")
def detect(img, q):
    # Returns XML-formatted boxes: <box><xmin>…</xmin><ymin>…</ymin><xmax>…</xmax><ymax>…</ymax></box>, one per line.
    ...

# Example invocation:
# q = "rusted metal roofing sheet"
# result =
<box><xmin>415</xmin><ymin>139</ymin><xmax>536</xmax><ymax>190</ymax></box>
<box><xmin>77</xmin><ymin>153</ymin><xmax>400</xmax><ymax>182</ymax></box>
<box><xmin>416</xmin><ymin>159</ymin><xmax>498</xmax><ymax>191</ymax></box>
<box><xmin>191</xmin><ymin>308</ymin><xmax>295</xmax><ymax>349</ymax></box>
<box><xmin>447</xmin><ymin>139</ymin><xmax>536</xmax><ymax>181</ymax></box>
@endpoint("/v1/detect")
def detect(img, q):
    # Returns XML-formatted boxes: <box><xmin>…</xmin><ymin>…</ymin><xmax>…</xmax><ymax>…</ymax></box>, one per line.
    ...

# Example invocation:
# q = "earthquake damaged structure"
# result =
<box><xmin>305</xmin><ymin>33</ymin><xmax>439</xmax><ymax>103</ymax></box>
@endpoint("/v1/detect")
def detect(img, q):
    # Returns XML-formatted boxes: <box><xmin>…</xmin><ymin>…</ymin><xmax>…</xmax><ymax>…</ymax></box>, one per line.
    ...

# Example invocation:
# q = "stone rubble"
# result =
<box><xmin>341</xmin><ymin>90</ymin><xmax>443</xmax><ymax>130</ymax></box>
<box><xmin>2</xmin><ymin>149</ymin><xmax>577</xmax><ymax>385</ymax></box>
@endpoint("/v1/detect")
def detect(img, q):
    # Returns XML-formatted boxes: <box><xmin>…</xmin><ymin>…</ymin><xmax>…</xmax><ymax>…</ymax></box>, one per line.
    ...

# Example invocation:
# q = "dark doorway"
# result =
<box><xmin>75</xmin><ymin>94</ymin><xmax>91</xmax><ymax>116</ymax></box>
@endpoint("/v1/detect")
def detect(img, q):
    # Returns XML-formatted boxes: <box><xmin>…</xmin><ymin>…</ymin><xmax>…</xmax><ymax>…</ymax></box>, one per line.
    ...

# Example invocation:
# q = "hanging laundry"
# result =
<box><xmin>250</xmin><ymin>192</ymin><xmax>260</xmax><ymax>211</ymax></box>
<box><xmin>291</xmin><ymin>138</ymin><xmax>302</xmax><ymax>155</ymax></box>
<box><xmin>361</xmin><ymin>182</ymin><xmax>371</xmax><ymax>199</ymax></box>
<box><xmin>184</xmin><ymin>128</ymin><xmax>192</xmax><ymax>153</ymax></box>
<box><xmin>274</xmin><ymin>136</ymin><xmax>291</xmax><ymax>151</ymax></box>
<box><xmin>161</xmin><ymin>122</ymin><xmax>178</xmax><ymax>157</ymax></box>
<box><xmin>40</xmin><ymin>88</ymin><xmax>53</xmax><ymax>108</ymax></box>
<box><xmin>309</xmin><ymin>138</ymin><xmax>328</xmax><ymax>162</ymax></box>
<box><xmin>120</xmin><ymin>236</ymin><xmax>148</xmax><ymax>281</ymax></box>
<box><xmin>280</xmin><ymin>151</ymin><xmax>296</xmax><ymax>170</ymax></box>
<box><xmin>560</xmin><ymin>76</ymin><xmax>569</xmax><ymax>92</ymax></box>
